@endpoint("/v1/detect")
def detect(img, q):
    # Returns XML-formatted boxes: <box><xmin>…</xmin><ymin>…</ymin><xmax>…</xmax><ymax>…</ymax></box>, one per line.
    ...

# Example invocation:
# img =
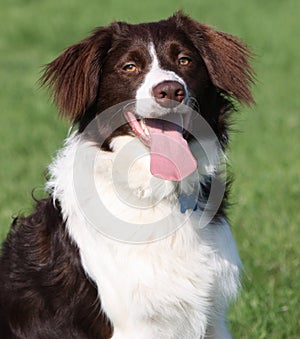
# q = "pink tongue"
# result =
<box><xmin>146</xmin><ymin>119</ymin><xmax>197</xmax><ymax>181</ymax></box>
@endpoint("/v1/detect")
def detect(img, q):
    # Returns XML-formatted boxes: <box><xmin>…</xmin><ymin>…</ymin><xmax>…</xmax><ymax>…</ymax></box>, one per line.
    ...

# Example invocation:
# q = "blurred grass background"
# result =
<box><xmin>0</xmin><ymin>0</ymin><xmax>299</xmax><ymax>337</ymax></box>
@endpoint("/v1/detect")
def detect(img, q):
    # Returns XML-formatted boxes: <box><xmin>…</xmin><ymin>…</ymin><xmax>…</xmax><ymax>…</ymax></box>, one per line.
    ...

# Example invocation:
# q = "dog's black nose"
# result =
<box><xmin>152</xmin><ymin>81</ymin><xmax>185</xmax><ymax>107</ymax></box>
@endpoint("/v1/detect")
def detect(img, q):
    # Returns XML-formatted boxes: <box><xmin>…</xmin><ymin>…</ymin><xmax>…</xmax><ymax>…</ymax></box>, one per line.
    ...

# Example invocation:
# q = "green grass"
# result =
<box><xmin>1</xmin><ymin>0</ymin><xmax>299</xmax><ymax>337</ymax></box>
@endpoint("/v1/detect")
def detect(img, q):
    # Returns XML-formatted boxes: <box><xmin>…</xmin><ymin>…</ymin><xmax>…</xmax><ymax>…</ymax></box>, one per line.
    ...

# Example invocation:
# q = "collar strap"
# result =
<box><xmin>178</xmin><ymin>193</ymin><xmax>198</xmax><ymax>214</ymax></box>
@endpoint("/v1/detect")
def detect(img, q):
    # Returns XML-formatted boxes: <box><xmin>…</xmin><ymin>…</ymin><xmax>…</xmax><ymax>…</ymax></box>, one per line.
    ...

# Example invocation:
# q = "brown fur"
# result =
<box><xmin>1</xmin><ymin>13</ymin><xmax>254</xmax><ymax>338</ymax></box>
<box><xmin>42</xmin><ymin>13</ymin><xmax>254</xmax><ymax>125</ymax></box>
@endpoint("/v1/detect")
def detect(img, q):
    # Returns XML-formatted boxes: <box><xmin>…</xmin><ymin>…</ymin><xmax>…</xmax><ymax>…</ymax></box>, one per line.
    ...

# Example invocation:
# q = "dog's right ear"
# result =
<box><xmin>172</xmin><ymin>13</ymin><xmax>255</xmax><ymax>106</ymax></box>
<box><xmin>41</xmin><ymin>27</ymin><xmax>112</xmax><ymax>120</ymax></box>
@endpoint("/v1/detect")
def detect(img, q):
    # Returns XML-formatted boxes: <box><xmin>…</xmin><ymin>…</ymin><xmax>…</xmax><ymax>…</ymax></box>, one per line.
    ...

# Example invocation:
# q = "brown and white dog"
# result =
<box><xmin>0</xmin><ymin>13</ymin><xmax>254</xmax><ymax>339</ymax></box>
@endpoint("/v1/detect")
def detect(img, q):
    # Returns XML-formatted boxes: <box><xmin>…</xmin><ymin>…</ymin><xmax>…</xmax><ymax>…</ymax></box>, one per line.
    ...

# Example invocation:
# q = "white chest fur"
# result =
<box><xmin>47</xmin><ymin>134</ymin><xmax>241</xmax><ymax>339</ymax></box>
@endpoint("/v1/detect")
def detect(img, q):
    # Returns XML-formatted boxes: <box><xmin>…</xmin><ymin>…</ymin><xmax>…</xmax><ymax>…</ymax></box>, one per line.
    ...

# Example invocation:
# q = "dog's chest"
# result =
<box><xmin>65</xmin><ymin>139</ymin><xmax>214</xmax><ymax>332</ymax></box>
<box><xmin>50</xmin><ymin>135</ymin><xmax>239</xmax><ymax>337</ymax></box>
<box><xmin>73</xmin><ymin>218</ymin><xmax>214</xmax><ymax>337</ymax></box>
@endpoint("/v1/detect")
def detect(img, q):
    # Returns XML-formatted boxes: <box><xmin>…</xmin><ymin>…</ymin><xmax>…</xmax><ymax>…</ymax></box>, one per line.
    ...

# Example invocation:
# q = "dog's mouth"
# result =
<box><xmin>124</xmin><ymin>111</ymin><xmax>197</xmax><ymax>182</ymax></box>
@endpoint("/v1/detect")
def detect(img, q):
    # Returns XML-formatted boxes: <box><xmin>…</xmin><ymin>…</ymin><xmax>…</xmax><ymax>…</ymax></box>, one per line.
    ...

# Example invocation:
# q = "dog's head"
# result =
<box><xmin>42</xmin><ymin>13</ymin><xmax>254</xmax><ymax>181</ymax></box>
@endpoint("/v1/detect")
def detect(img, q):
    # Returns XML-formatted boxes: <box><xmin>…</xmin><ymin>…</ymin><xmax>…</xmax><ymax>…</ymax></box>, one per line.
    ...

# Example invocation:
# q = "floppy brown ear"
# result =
<box><xmin>199</xmin><ymin>25</ymin><xmax>254</xmax><ymax>105</ymax></box>
<box><xmin>41</xmin><ymin>27</ymin><xmax>112</xmax><ymax>120</ymax></box>
<box><xmin>176</xmin><ymin>14</ymin><xmax>255</xmax><ymax>105</ymax></box>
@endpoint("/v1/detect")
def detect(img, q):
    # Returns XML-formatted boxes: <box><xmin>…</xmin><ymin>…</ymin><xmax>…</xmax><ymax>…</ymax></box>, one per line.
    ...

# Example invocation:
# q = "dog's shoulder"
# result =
<box><xmin>0</xmin><ymin>197</ymin><xmax>113</xmax><ymax>338</ymax></box>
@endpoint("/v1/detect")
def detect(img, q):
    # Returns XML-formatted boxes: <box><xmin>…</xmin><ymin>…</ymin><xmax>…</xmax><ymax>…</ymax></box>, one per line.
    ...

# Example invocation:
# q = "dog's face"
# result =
<box><xmin>97</xmin><ymin>24</ymin><xmax>209</xmax><ymax>116</ymax></box>
<box><xmin>42</xmin><ymin>13</ymin><xmax>254</xmax><ymax>144</ymax></box>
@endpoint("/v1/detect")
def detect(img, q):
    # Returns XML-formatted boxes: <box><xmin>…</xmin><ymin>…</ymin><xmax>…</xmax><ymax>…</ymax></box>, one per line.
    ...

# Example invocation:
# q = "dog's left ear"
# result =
<box><xmin>175</xmin><ymin>14</ymin><xmax>255</xmax><ymax>105</ymax></box>
<box><xmin>200</xmin><ymin>26</ymin><xmax>255</xmax><ymax>105</ymax></box>
<box><xmin>41</xmin><ymin>27</ymin><xmax>112</xmax><ymax>120</ymax></box>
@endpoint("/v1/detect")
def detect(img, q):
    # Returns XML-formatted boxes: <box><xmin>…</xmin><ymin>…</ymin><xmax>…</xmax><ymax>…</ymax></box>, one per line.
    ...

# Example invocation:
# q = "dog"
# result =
<box><xmin>0</xmin><ymin>13</ymin><xmax>254</xmax><ymax>339</ymax></box>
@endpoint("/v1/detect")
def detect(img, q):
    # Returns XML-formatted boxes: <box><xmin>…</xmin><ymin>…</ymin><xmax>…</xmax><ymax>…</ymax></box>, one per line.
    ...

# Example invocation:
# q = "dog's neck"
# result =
<box><xmin>47</xmin><ymin>132</ymin><xmax>221</xmax><ymax>243</ymax></box>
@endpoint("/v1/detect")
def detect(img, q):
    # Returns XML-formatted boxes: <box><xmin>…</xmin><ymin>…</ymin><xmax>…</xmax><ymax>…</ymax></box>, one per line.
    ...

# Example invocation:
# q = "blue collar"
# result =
<box><xmin>178</xmin><ymin>193</ymin><xmax>198</xmax><ymax>214</ymax></box>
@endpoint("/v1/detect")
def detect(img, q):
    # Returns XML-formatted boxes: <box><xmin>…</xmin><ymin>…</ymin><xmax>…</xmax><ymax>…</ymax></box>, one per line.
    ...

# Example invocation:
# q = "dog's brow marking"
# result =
<box><xmin>138</xmin><ymin>42</ymin><xmax>188</xmax><ymax>96</ymax></box>
<box><xmin>149</xmin><ymin>43</ymin><xmax>160</xmax><ymax>70</ymax></box>
<box><xmin>135</xmin><ymin>41</ymin><xmax>189</xmax><ymax>116</ymax></box>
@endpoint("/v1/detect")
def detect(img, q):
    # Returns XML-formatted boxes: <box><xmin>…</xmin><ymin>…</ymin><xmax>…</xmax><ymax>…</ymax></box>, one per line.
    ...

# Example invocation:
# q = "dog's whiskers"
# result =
<box><xmin>187</xmin><ymin>96</ymin><xmax>200</xmax><ymax>113</ymax></box>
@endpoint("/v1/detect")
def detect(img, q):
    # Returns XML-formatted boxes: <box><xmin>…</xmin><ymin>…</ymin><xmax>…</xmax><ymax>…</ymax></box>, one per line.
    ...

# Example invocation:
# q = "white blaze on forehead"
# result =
<box><xmin>135</xmin><ymin>43</ymin><xmax>188</xmax><ymax>110</ymax></box>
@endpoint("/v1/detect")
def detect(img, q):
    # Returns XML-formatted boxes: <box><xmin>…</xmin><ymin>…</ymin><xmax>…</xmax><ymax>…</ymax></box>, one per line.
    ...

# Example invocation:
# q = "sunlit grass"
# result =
<box><xmin>1</xmin><ymin>0</ymin><xmax>299</xmax><ymax>336</ymax></box>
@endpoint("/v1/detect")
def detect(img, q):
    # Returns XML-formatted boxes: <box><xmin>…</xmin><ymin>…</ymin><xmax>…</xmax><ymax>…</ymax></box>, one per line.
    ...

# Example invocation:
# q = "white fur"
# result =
<box><xmin>47</xmin><ymin>132</ymin><xmax>241</xmax><ymax>339</ymax></box>
<box><xmin>46</xmin><ymin>43</ymin><xmax>241</xmax><ymax>338</ymax></box>
<box><xmin>135</xmin><ymin>44</ymin><xmax>189</xmax><ymax>118</ymax></box>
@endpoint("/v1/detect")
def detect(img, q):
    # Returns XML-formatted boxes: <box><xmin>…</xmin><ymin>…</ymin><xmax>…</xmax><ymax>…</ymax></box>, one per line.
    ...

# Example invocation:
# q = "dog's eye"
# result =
<box><xmin>123</xmin><ymin>64</ymin><xmax>137</xmax><ymax>72</ymax></box>
<box><xmin>178</xmin><ymin>57</ymin><xmax>191</xmax><ymax>66</ymax></box>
